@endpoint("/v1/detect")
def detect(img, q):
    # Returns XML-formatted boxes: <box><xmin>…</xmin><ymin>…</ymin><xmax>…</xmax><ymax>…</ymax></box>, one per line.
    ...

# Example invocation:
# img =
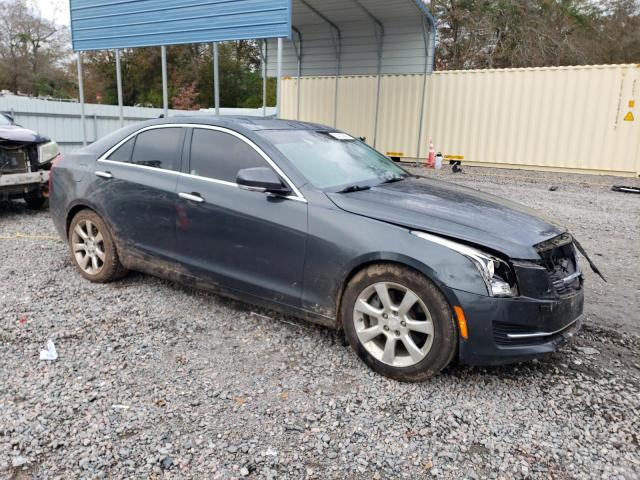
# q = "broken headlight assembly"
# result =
<box><xmin>38</xmin><ymin>141</ymin><xmax>59</xmax><ymax>165</ymax></box>
<box><xmin>411</xmin><ymin>231</ymin><xmax>518</xmax><ymax>297</ymax></box>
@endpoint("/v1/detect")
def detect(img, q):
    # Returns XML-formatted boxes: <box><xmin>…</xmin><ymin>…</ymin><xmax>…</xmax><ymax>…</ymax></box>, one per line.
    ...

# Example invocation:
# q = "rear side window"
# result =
<box><xmin>130</xmin><ymin>128</ymin><xmax>183</xmax><ymax>171</ymax></box>
<box><xmin>190</xmin><ymin>128</ymin><xmax>269</xmax><ymax>182</ymax></box>
<box><xmin>107</xmin><ymin>137</ymin><xmax>134</xmax><ymax>162</ymax></box>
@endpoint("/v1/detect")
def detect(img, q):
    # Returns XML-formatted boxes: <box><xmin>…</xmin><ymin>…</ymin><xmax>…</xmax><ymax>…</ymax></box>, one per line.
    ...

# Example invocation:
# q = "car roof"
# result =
<box><xmin>141</xmin><ymin>115</ymin><xmax>333</xmax><ymax>132</ymax></box>
<box><xmin>78</xmin><ymin>115</ymin><xmax>338</xmax><ymax>159</ymax></box>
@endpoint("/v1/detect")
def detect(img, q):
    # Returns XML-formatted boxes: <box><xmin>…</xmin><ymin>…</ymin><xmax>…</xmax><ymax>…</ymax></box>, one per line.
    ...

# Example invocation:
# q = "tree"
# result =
<box><xmin>432</xmin><ymin>0</ymin><xmax>640</xmax><ymax>70</ymax></box>
<box><xmin>172</xmin><ymin>82</ymin><xmax>200</xmax><ymax>110</ymax></box>
<box><xmin>78</xmin><ymin>40</ymin><xmax>275</xmax><ymax>110</ymax></box>
<box><xmin>0</xmin><ymin>0</ymin><xmax>72</xmax><ymax>97</ymax></box>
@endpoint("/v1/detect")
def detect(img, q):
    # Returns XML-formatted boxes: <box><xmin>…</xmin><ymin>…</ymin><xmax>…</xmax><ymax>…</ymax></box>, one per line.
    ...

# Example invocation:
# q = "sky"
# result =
<box><xmin>30</xmin><ymin>0</ymin><xmax>70</xmax><ymax>26</ymax></box>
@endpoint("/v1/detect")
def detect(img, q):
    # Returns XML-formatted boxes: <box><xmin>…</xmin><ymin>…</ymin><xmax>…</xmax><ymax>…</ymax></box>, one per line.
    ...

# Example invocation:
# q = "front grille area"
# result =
<box><xmin>492</xmin><ymin>322</ymin><xmax>555</xmax><ymax>346</ymax></box>
<box><xmin>535</xmin><ymin>234</ymin><xmax>582</xmax><ymax>298</ymax></box>
<box><xmin>493</xmin><ymin>320</ymin><xmax>578</xmax><ymax>346</ymax></box>
<box><xmin>0</xmin><ymin>148</ymin><xmax>29</xmax><ymax>174</ymax></box>
<box><xmin>549</xmin><ymin>270</ymin><xmax>580</xmax><ymax>296</ymax></box>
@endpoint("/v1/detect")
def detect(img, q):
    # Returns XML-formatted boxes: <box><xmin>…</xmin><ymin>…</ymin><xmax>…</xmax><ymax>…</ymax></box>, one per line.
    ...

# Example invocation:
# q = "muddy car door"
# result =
<box><xmin>174</xmin><ymin>127</ymin><xmax>307</xmax><ymax>307</ymax></box>
<box><xmin>92</xmin><ymin>126</ymin><xmax>185</xmax><ymax>259</ymax></box>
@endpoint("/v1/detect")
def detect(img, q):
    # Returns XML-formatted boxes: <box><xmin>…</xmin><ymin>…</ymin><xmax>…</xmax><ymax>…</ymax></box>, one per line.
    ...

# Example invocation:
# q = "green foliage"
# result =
<box><xmin>78</xmin><ymin>41</ymin><xmax>275</xmax><ymax>110</ymax></box>
<box><xmin>0</xmin><ymin>0</ymin><xmax>72</xmax><ymax>97</ymax></box>
<box><xmin>433</xmin><ymin>0</ymin><xmax>640</xmax><ymax>69</ymax></box>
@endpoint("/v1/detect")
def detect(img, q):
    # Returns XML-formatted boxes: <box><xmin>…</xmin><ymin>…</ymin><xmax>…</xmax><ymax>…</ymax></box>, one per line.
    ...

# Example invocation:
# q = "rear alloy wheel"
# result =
<box><xmin>341</xmin><ymin>264</ymin><xmax>457</xmax><ymax>381</ymax></box>
<box><xmin>68</xmin><ymin>210</ymin><xmax>127</xmax><ymax>282</ymax></box>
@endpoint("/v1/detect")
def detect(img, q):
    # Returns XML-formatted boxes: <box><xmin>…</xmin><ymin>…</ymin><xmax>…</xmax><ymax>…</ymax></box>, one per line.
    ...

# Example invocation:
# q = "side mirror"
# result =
<box><xmin>236</xmin><ymin>167</ymin><xmax>291</xmax><ymax>195</ymax></box>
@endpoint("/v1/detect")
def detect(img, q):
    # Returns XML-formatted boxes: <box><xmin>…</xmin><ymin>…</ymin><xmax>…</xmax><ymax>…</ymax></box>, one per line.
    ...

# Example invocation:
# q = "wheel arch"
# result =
<box><xmin>334</xmin><ymin>252</ymin><xmax>459</xmax><ymax>329</ymax></box>
<box><xmin>65</xmin><ymin>200</ymin><xmax>108</xmax><ymax>238</ymax></box>
<box><xmin>65</xmin><ymin>203</ymin><xmax>95</xmax><ymax>238</ymax></box>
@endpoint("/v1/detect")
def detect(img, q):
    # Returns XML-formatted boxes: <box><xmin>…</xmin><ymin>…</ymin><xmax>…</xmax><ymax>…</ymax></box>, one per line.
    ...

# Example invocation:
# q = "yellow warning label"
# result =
<box><xmin>623</xmin><ymin>111</ymin><xmax>634</xmax><ymax>121</ymax></box>
<box><xmin>444</xmin><ymin>154</ymin><xmax>465</xmax><ymax>160</ymax></box>
<box><xmin>629</xmin><ymin>100</ymin><xmax>636</xmax><ymax>108</ymax></box>
<box><xmin>386</xmin><ymin>151</ymin><xmax>404</xmax><ymax>157</ymax></box>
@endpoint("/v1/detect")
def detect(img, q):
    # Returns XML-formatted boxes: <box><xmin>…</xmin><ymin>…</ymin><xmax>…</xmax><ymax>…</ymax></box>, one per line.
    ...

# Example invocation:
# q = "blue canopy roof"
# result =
<box><xmin>70</xmin><ymin>0</ymin><xmax>292</xmax><ymax>51</ymax></box>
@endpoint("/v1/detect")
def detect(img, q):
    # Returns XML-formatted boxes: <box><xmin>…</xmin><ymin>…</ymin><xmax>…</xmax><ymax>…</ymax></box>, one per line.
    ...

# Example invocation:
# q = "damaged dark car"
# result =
<box><xmin>50</xmin><ymin>117</ymin><xmax>599</xmax><ymax>381</ymax></box>
<box><xmin>0</xmin><ymin>112</ymin><xmax>59</xmax><ymax>209</ymax></box>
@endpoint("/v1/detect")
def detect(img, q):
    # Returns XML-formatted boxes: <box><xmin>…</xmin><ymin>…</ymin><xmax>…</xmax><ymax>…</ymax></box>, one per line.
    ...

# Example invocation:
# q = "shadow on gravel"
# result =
<box><xmin>93</xmin><ymin>268</ymin><xmax>640</xmax><ymax>385</ymax></box>
<box><xmin>0</xmin><ymin>199</ymin><xmax>48</xmax><ymax>215</ymax></box>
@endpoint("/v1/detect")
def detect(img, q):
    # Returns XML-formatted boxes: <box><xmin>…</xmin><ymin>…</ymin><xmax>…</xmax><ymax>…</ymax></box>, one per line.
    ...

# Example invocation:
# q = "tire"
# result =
<box><xmin>341</xmin><ymin>263</ymin><xmax>458</xmax><ymax>382</ymax></box>
<box><xmin>24</xmin><ymin>194</ymin><xmax>47</xmax><ymax>210</ymax></box>
<box><xmin>68</xmin><ymin>209</ymin><xmax>127</xmax><ymax>283</ymax></box>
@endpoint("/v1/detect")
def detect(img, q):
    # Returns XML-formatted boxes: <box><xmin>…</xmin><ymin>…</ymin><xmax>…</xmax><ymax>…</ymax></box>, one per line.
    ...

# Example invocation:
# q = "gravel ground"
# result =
<box><xmin>1</xmin><ymin>166</ymin><xmax>639</xmax><ymax>479</ymax></box>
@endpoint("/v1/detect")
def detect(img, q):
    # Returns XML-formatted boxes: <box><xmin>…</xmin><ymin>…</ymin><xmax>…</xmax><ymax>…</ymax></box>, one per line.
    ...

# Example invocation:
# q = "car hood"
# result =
<box><xmin>326</xmin><ymin>177</ymin><xmax>565</xmax><ymax>260</ymax></box>
<box><xmin>0</xmin><ymin>124</ymin><xmax>49</xmax><ymax>144</ymax></box>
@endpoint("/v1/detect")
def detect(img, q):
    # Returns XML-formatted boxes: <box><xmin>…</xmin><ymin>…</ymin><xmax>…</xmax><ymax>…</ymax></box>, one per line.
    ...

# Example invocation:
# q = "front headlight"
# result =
<box><xmin>38</xmin><ymin>141</ymin><xmax>59</xmax><ymax>164</ymax></box>
<box><xmin>411</xmin><ymin>231</ymin><xmax>517</xmax><ymax>297</ymax></box>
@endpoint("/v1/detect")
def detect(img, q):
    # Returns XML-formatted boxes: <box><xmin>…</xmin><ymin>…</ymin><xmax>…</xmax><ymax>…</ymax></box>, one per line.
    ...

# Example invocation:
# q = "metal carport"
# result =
<box><xmin>267</xmin><ymin>0</ymin><xmax>435</xmax><ymax>150</ymax></box>
<box><xmin>69</xmin><ymin>0</ymin><xmax>434</xmax><ymax>147</ymax></box>
<box><xmin>272</xmin><ymin>1</ymin><xmax>435</xmax><ymax>77</ymax></box>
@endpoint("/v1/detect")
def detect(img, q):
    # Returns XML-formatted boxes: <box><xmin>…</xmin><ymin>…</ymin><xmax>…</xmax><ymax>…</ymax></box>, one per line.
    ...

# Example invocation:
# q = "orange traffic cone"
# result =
<box><xmin>426</xmin><ymin>140</ymin><xmax>435</xmax><ymax>168</ymax></box>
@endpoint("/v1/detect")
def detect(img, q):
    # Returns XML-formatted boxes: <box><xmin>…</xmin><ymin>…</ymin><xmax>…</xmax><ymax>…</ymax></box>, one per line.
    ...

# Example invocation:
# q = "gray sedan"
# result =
<box><xmin>50</xmin><ymin>116</ymin><xmax>586</xmax><ymax>381</ymax></box>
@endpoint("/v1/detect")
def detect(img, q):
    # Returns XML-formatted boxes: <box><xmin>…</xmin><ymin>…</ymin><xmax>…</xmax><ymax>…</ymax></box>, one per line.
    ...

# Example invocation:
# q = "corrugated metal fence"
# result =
<box><xmin>0</xmin><ymin>94</ymin><xmax>275</xmax><ymax>154</ymax></box>
<box><xmin>282</xmin><ymin>64</ymin><xmax>640</xmax><ymax>176</ymax></box>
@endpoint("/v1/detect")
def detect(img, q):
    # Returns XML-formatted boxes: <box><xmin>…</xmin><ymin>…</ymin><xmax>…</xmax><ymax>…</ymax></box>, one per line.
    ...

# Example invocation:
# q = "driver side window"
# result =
<box><xmin>189</xmin><ymin>128</ymin><xmax>269</xmax><ymax>183</ymax></box>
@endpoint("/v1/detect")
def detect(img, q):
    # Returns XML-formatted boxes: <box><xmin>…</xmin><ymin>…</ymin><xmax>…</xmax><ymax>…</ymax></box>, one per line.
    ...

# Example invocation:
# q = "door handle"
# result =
<box><xmin>95</xmin><ymin>171</ymin><xmax>113</xmax><ymax>179</ymax></box>
<box><xmin>179</xmin><ymin>192</ymin><xmax>204</xmax><ymax>203</ymax></box>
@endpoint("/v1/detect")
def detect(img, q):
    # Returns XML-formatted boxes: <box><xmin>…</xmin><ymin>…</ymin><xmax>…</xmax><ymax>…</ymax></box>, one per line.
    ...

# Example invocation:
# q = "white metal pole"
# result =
<box><xmin>332</xmin><ymin>30</ymin><xmax>342</xmax><ymax>127</ymax></box>
<box><xmin>372</xmin><ymin>28</ymin><xmax>384</xmax><ymax>148</ymax></box>
<box><xmin>262</xmin><ymin>40</ymin><xmax>267</xmax><ymax>117</ymax></box>
<box><xmin>293</xmin><ymin>28</ymin><xmax>302</xmax><ymax>121</ymax></box>
<box><xmin>115</xmin><ymin>49</ymin><xmax>124</xmax><ymax>128</ymax></box>
<box><xmin>76</xmin><ymin>52</ymin><xmax>86</xmax><ymax>146</ymax></box>
<box><xmin>415</xmin><ymin>22</ymin><xmax>432</xmax><ymax>165</ymax></box>
<box><xmin>333</xmin><ymin>61</ymin><xmax>339</xmax><ymax>127</ymax></box>
<box><xmin>161</xmin><ymin>45</ymin><xmax>168</xmax><ymax>117</ymax></box>
<box><xmin>331</xmin><ymin>31</ymin><xmax>342</xmax><ymax>127</ymax></box>
<box><xmin>213</xmin><ymin>42</ymin><xmax>220</xmax><ymax>115</ymax></box>
<box><xmin>276</xmin><ymin>37</ymin><xmax>283</xmax><ymax>118</ymax></box>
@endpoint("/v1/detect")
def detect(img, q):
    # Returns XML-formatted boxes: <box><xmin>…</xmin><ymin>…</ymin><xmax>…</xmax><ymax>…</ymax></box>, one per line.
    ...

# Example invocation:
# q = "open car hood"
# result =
<box><xmin>0</xmin><ymin>124</ymin><xmax>49</xmax><ymax>145</ymax></box>
<box><xmin>326</xmin><ymin>177</ymin><xmax>566</xmax><ymax>260</ymax></box>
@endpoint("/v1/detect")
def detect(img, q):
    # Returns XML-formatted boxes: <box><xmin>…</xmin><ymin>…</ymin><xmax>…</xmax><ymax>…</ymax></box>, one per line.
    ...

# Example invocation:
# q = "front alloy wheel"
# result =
<box><xmin>342</xmin><ymin>264</ymin><xmax>458</xmax><ymax>381</ymax></box>
<box><xmin>354</xmin><ymin>282</ymin><xmax>434</xmax><ymax>368</ymax></box>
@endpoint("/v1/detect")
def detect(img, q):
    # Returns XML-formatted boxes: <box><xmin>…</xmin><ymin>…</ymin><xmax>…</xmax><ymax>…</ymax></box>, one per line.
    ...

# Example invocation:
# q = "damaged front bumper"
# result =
<box><xmin>454</xmin><ymin>287</ymin><xmax>584</xmax><ymax>365</ymax></box>
<box><xmin>0</xmin><ymin>170</ymin><xmax>49</xmax><ymax>187</ymax></box>
<box><xmin>0</xmin><ymin>170</ymin><xmax>49</xmax><ymax>197</ymax></box>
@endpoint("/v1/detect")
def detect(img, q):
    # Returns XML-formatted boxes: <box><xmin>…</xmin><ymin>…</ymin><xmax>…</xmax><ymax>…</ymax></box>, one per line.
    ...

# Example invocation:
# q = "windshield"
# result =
<box><xmin>0</xmin><ymin>114</ymin><xmax>12</xmax><ymax>125</ymax></box>
<box><xmin>258</xmin><ymin>130</ymin><xmax>409</xmax><ymax>190</ymax></box>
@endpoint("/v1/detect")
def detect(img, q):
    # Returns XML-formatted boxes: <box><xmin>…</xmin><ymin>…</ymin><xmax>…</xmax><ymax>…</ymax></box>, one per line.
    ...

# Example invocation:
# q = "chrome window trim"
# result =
<box><xmin>96</xmin><ymin>123</ymin><xmax>307</xmax><ymax>203</ymax></box>
<box><xmin>178</xmin><ymin>171</ymin><xmax>238</xmax><ymax>189</ymax></box>
<box><xmin>98</xmin><ymin>158</ymin><xmax>180</xmax><ymax>176</ymax></box>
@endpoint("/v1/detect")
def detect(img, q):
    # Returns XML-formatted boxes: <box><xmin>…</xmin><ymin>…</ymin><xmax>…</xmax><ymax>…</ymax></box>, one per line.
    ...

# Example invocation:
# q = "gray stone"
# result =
<box><xmin>576</xmin><ymin>347</ymin><xmax>600</xmax><ymax>355</ymax></box>
<box><xmin>11</xmin><ymin>457</ymin><xmax>28</xmax><ymax>468</ymax></box>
